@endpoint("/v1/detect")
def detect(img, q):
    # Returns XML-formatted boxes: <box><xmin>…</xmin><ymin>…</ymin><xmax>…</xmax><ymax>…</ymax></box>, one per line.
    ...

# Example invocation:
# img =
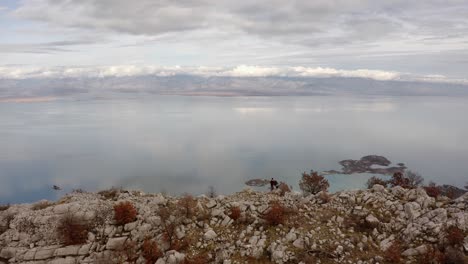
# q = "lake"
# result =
<box><xmin>1</xmin><ymin>95</ymin><xmax>467</xmax><ymax>203</ymax></box>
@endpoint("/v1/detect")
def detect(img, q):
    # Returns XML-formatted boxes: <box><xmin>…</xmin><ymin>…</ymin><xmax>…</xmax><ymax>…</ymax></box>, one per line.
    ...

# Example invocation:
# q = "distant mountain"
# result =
<box><xmin>1</xmin><ymin>75</ymin><xmax>468</xmax><ymax>99</ymax></box>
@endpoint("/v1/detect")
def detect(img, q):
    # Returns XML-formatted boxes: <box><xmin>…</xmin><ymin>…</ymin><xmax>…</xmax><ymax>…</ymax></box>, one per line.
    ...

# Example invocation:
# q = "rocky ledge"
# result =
<box><xmin>0</xmin><ymin>186</ymin><xmax>467</xmax><ymax>264</ymax></box>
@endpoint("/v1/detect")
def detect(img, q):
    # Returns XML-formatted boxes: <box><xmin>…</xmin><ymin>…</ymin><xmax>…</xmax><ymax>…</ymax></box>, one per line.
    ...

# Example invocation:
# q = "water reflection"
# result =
<box><xmin>1</xmin><ymin>95</ymin><xmax>467</xmax><ymax>203</ymax></box>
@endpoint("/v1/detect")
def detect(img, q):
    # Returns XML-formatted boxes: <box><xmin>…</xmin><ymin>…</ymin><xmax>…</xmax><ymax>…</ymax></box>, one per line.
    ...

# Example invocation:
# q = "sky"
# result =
<box><xmin>1</xmin><ymin>0</ymin><xmax>468</xmax><ymax>80</ymax></box>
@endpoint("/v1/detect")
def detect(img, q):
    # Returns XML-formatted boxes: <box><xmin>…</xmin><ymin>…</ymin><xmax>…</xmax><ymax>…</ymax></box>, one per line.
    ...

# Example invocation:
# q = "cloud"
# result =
<box><xmin>0</xmin><ymin>64</ymin><xmax>466</xmax><ymax>85</ymax></box>
<box><xmin>13</xmin><ymin>0</ymin><xmax>209</xmax><ymax>35</ymax></box>
<box><xmin>12</xmin><ymin>1</ymin><xmax>468</xmax><ymax>46</ymax></box>
<box><xmin>0</xmin><ymin>39</ymin><xmax>101</xmax><ymax>54</ymax></box>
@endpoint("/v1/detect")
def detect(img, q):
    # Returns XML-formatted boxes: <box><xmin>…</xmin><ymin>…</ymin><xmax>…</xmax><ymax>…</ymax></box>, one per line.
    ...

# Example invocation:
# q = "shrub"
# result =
<box><xmin>157</xmin><ymin>206</ymin><xmax>177</xmax><ymax>248</ymax></box>
<box><xmin>113</xmin><ymin>201</ymin><xmax>137</xmax><ymax>225</ymax></box>
<box><xmin>263</xmin><ymin>201</ymin><xmax>286</xmax><ymax>226</ymax></box>
<box><xmin>443</xmin><ymin>247</ymin><xmax>466</xmax><ymax>264</ymax></box>
<box><xmin>171</xmin><ymin>237</ymin><xmax>190</xmax><ymax>251</ymax></box>
<box><xmin>142</xmin><ymin>238</ymin><xmax>162</xmax><ymax>264</ymax></box>
<box><xmin>277</xmin><ymin>182</ymin><xmax>291</xmax><ymax>196</ymax></box>
<box><xmin>178</xmin><ymin>194</ymin><xmax>197</xmax><ymax>218</ymax></box>
<box><xmin>383</xmin><ymin>241</ymin><xmax>402</xmax><ymax>264</ymax></box>
<box><xmin>446</xmin><ymin>226</ymin><xmax>465</xmax><ymax>246</ymax></box>
<box><xmin>388</xmin><ymin>172</ymin><xmax>410</xmax><ymax>188</ymax></box>
<box><xmin>57</xmin><ymin>213</ymin><xmax>90</xmax><ymax>245</ymax></box>
<box><xmin>424</xmin><ymin>182</ymin><xmax>441</xmax><ymax>198</ymax></box>
<box><xmin>229</xmin><ymin>206</ymin><xmax>241</xmax><ymax>221</ymax></box>
<box><xmin>121</xmin><ymin>240</ymin><xmax>138</xmax><ymax>262</ymax></box>
<box><xmin>405</xmin><ymin>170</ymin><xmax>424</xmax><ymax>188</ymax></box>
<box><xmin>416</xmin><ymin>246</ymin><xmax>444</xmax><ymax>264</ymax></box>
<box><xmin>299</xmin><ymin>170</ymin><xmax>329</xmax><ymax>195</ymax></box>
<box><xmin>366</xmin><ymin>176</ymin><xmax>388</xmax><ymax>189</ymax></box>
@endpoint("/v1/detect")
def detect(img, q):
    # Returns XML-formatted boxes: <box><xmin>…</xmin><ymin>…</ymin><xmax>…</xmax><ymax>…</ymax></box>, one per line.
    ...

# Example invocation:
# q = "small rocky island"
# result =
<box><xmin>323</xmin><ymin>155</ymin><xmax>407</xmax><ymax>175</ymax></box>
<box><xmin>1</xmin><ymin>185</ymin><xmax>467</xmax><ymax>263</ymax></box>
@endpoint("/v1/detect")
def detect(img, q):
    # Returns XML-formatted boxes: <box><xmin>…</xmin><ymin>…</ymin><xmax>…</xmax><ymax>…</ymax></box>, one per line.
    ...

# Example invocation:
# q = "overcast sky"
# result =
<box><xmin>1</xmin><ymin>0</ymin><xmax>468</xmax><ymax>80</ymax></box>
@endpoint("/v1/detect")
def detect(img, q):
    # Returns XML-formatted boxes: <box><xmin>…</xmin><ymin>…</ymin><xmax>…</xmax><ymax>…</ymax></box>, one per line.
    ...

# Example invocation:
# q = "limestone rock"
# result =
<box><xmin>204</xmin><ymin>229</ymin><xmax>217</xmax><ymax>240</ymax></box>
<box><xmin>106</xmin><ymin>237</ymin><xmax>127</xmax><ymax>250</ymax></box>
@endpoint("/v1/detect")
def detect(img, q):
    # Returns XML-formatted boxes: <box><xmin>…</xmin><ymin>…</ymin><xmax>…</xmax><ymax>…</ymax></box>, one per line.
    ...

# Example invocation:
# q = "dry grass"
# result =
<box><xmin>57</xmin><ymin>213</ymin><xmax>90</xmax><ymax>245</ymax></box>
<box><xmin>113</xmin><ymin>201</ymin><xmax>137</xmax><ymax>225</ymax></box>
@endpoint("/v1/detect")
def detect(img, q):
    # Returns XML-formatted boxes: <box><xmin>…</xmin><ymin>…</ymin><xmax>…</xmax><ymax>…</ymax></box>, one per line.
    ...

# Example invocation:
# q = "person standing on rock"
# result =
<box><xmin>270</xmin><ymin>178</ymin><xmax>278</xmax><ymax>191</ymax></box>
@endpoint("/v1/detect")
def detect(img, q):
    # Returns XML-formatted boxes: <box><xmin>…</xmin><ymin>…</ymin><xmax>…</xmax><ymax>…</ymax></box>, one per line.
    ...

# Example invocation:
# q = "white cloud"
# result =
<box><xmin>0</xmin><ymin>64</ymin><xmax>467</xmax><ymax>84</ymax></box>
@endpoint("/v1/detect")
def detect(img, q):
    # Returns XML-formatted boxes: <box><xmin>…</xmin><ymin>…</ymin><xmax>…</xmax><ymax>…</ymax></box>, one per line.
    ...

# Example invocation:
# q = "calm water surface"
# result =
<box><xmin>1</xmin><ymin>95</ymin><xmax>467</xmax><ymax>203</ymax></box>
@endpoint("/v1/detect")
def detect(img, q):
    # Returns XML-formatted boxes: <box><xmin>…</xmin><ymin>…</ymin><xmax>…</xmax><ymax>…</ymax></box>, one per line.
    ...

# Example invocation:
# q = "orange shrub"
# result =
<box><xmin>263</xmin><ymin>201</ymin><xmax>286</xmax><ymax>226</ymax></box>
<box><xmin>57</xmin><ymin>213</ymin><xmax>90</xmax><ymax>245</ymax></box>
<box><xmin>142</xmin><ymin>238</ymin><xmax>162</xmax><ymax>264</ymax></box>
<box><xmin>229</xmin><ymin>206</ymin><xmax>241</xmax><ymax>221</ymax></box>
<box><xmin>113</xmin><ymin>201</ymin><xmax>137</xmax><ymax>225</ymax></box>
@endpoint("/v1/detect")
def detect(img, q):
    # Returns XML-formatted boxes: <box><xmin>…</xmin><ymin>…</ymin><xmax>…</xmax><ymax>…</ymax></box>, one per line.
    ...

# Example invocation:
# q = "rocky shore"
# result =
<box><xmin>1</xmin><ymin>185</ymin><xmax>467</xmax><ymax>264</ymax></box>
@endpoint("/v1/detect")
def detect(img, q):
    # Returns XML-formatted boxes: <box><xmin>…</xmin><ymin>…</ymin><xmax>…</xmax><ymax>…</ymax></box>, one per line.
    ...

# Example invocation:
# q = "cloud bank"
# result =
<box><xmin>1</xmin><ymin>65</ymin><xmax>466</xmax><ymax>84</ymax></box>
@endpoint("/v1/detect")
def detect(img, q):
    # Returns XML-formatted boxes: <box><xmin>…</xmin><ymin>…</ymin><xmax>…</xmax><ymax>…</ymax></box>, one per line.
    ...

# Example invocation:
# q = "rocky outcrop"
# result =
<box><xmin>0</xmin><ymin>186</ymin><xmax>467</xmax><ymax>263</ymax></box>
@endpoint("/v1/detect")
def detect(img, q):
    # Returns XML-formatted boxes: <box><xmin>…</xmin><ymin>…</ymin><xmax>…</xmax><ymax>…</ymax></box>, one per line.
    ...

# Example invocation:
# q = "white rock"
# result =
<box><xmin>293</xmin><ymin>238</ymin><xmax>304</xmax><ymax>249</ymax></box>
<box><xmin>155</xmin><ymin>258</ymin><xmax>166</xmax><ymax>264</ymax></box>
<box><xmin>206</xmin><ymin>200</ymin><xmax>217</xmax><ymax>209</ymax></box>
<box><xmin>372</xmin><ymin>184</ymin><xmax>385</xmax><ymax>193</ymax></box>
<box><xmin>366</xmin><ymin>214</ymin><xmax>380</xmax><ymax>225</ymax></box>
<box><xmin>404</xmin><ymin>202</ymin><xmax>421</xmax><ymax>220</ymax></box>
<box><xmin>35</xmin><ymin>247</ymin><xmax>57</xmax><ymax>260</ymax></box>
<box><xmin>402</xmin><ymin>248</ymin><xmax>419</xmax><ymax>256</ymax></box>
<box><xmin>285</xmin><ymin>232</ymin><xmax>297</xmax><ymax>242</ymax></box>
<box><xmin>106</xmin><ymin>237</ymin><xmax>127</xmax><ymax>250</ymax></box>
<box><xmin>0</xmin><ymin>248</ymin><xmax>16</xmax><ymax>259</ymax></box>
<box><xmin>335</xmin><ymin>245</ymin><xmax>344</xmax><ymax>255</ymax></box>
<box><xmin>204</xmin><ymin>229</ymin><xmax>217</xmax><ymax>240</ymax></box>
<box><xmin>55</xmin><ymin>245</ymin><xmax>80</xmax><ymax>257</ymax></box>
